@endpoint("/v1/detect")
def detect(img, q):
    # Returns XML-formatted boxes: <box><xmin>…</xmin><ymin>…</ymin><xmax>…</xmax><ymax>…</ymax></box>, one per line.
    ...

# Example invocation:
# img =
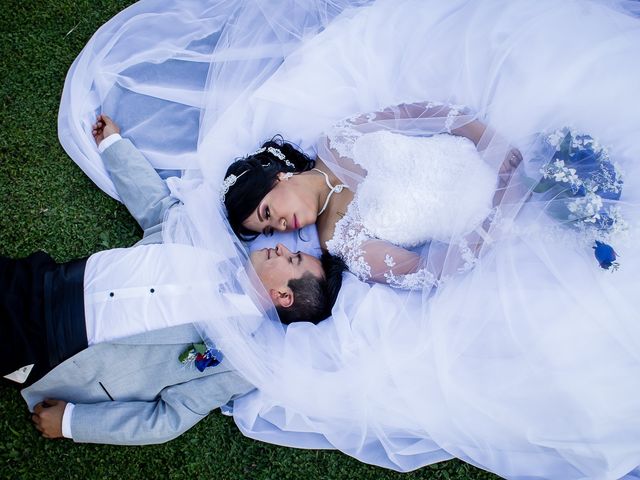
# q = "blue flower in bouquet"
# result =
<box><xmin>592</xmin><ymin>160</ymin><xmax>623</xmax><ymax>201</ymax></box>
<box><xmin>534</xmin><ymin>127</ymin><xmax>627</xmax><ymax>270</ymax></box>
<box><xmin>568</xmin><ymin>136</ymin><xmax>601</xmax><ymax>176</ymax></box>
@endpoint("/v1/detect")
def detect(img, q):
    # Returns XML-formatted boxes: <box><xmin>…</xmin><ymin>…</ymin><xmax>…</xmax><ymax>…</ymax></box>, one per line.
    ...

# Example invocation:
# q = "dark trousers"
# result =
<box><xmin>1</xmin><ymin>252</ymin><xmax>88</xmax><ymax>386</ymax></box>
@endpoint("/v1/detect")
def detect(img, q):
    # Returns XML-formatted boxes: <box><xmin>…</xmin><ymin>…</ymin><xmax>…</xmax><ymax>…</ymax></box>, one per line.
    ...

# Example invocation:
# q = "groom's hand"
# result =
<box><xmin>32</xmin><ymin>399</ymin><xmax>66</xmax><ymax>439</ymax></box>
<box><xmin>92</xmin><ymin>114</ymin><xmax>121</xmax><ymax>146</ymax></box>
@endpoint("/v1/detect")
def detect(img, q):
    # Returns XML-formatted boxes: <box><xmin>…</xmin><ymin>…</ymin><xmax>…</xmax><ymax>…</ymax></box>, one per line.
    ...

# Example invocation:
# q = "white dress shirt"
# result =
<box><xmin>62</xmin><ymin>242</ymin><xmax>247</xmax><ymax>438</ymax></box>
<box><xmin>83</xmin><ymin>243</ymin><xmax>224</xmax><ymax>344</ymax></box>
<box><xmin>97</xmin><ymin>133</ymin><xmax>122</xmax><ymax>153</ymax></box>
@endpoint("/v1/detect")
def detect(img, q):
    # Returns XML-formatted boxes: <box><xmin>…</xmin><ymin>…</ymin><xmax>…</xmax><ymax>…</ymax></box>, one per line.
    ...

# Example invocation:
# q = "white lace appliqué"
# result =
<box><xmin>443</xmin><ymin>103</ymin><xmax>466</xmax><ymax>132</ymax></box>
<box><xmin>384</xmin><ymin>268</ymin><xmax>437</xmax><ymax>290</ymax></box>
<box><xmin>326</xmin><ymin>201</ymin><xmax>441</xmax><ymax>290</ymax></box>
<box><xmin>326</xmin><ymin>114</ymin><xmax>368</xmax><ymax>160</ymax></box>
<box><xmin>326</xmin><ymin>202</ymin><xmax>372</xmax><ymax>282</ymax></box>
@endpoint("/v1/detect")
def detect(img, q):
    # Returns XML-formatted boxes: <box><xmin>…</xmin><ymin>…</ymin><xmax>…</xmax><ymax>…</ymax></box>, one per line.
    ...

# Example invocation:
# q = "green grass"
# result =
<box><xmin>0</xmin><ymin>1</ymin><xmax>499</xmax><ymax>478</ymax></box>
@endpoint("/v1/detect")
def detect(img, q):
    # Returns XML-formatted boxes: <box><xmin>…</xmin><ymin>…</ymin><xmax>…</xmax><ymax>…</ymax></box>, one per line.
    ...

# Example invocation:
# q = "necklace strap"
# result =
<box><xmin>314</xmin><ymin>168</ymin><xmax>348</xmax><ymax>216</ymax></box>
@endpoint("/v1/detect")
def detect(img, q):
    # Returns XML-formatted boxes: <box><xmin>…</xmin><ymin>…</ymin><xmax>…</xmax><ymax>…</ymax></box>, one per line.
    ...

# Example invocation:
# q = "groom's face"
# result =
<box><xmin>250</xmin><ymin>243</ymin><xmax>324</xmax><ymax>294</ymax></box>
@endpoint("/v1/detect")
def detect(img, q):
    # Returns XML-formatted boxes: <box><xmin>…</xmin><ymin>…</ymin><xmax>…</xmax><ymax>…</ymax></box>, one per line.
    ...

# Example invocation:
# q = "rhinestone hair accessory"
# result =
<box><xmin>220</xmin><ymin>170</ymin><xmax>249</xmax><ymax>202</ymax></box>
<box><xmin>249</xmin><ymin>146</ymin><xmax>295</xmax><ymax>168</ymax></box>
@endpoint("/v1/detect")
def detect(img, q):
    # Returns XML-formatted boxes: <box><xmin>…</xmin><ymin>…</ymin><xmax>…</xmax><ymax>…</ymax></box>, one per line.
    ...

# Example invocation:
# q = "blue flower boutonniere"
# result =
<box><xmin>179</xmin><ymin>342</ymin><xmax>224</xmax><ymax>372</ymax></box>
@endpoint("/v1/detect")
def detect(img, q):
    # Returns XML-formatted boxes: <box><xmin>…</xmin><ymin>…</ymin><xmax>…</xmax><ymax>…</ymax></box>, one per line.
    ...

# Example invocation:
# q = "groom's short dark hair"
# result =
<box><xmin>277</xmin><ymin>252</ymin><xmax>346</xmax><ymax>325</ymax></box>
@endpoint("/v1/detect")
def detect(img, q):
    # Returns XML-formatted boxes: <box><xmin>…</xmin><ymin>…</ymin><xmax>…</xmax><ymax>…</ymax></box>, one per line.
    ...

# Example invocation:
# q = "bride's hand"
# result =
<box><xmin>493</xmin><ymin>147</ymin><xmax>532</xmax><ymax>209</ymax></box>
<box><xmin>499</xmin><ymin>148</ymin><xmax>523</xmax><ymax>175</ymax></box>
<box><xmin>92</xmin><ymin>114</ymin><xmax>121</xmax><ymax>146</ymax></box>
<box><xmin>497</xmin><ymin>148</ymin><xmax>523</xmax><ymax>187</ymax></box>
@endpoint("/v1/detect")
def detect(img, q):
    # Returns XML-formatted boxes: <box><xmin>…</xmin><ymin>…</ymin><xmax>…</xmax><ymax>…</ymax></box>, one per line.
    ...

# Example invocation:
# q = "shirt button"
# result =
<box><xmin>109</xmin><ymin>292</ymin><xmax>115</xmax><ymax>297</ymax></box>
<box><xmin>150</xmin><ymin>288</ymin><xmax>155</xmax><ymax>293</ymax></box>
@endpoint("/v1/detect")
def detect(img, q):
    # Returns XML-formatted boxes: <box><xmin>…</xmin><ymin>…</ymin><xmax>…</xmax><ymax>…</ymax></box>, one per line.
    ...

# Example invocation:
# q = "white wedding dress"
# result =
<box><xmin>57</xmin><ymin>0</ymin><xmax>640</xmax><ymax>478</ymax></box>
<box><xmin>324</xmin><ymin>107</ymin><xmax>499</xmax><ymax>289</ymax></box>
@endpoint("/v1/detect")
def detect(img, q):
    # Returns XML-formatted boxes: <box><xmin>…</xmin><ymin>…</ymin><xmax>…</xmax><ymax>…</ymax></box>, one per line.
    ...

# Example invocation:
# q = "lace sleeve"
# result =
<box><xmin>327</xmin><ymin>202</ymin><xmax>493</xmax><ymax>291</ymax></box>
<box><xmin>329</xmin><ymin>101</ymin><xmax>476</xmax><ymax>150</ymax></box>
<box><xmin>317</xmin><ymin>101</ymin><xmax>484</xmax><ymax>190</ymax></box>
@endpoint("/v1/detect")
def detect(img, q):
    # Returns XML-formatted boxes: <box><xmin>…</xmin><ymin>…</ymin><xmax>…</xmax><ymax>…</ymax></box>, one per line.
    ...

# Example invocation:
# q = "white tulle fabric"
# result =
<box><xmin>58</xmin><ymin>0</ymin><xmax>640</xmax><ymax>478</ymax></box>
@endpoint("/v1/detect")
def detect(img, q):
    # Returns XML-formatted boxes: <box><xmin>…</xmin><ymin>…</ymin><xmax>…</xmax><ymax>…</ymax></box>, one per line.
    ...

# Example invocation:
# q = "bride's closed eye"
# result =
<box><xmin>261</xmin><ymin>206</ymin><xmax>274</xmax><ymax>236</ymax></box>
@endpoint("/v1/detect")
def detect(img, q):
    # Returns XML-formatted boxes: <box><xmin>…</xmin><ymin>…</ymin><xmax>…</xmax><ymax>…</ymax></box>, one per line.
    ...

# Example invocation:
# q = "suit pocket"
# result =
<box><xmin>98</xmin><ymin>381</ymin><xmax>114</xmax><ymax>401</ymax></box>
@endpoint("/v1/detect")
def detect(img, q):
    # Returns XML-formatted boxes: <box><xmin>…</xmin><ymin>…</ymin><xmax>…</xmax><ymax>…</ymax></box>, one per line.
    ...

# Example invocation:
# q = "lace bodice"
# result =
<box><xmin>351</xmin><ymin>130</ymin><xmax>494</xmax><ymax>246</ymax></box>
<box><xmin>322</xmin><ymin>103</ymin><xmax>498</xmax><ymax>289</ymax></box>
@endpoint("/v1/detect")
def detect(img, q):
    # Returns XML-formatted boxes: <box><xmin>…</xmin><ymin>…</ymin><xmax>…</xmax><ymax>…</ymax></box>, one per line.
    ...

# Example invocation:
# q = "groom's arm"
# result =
<box><xmin>93</xmin><ymin>114</ymin><xmax>179</xmax><ymax>234</ymax></box>
<box><xmin>33</xmin><ymin>371</ymin><xmax>253</xmax><ymax>445</ymax></box>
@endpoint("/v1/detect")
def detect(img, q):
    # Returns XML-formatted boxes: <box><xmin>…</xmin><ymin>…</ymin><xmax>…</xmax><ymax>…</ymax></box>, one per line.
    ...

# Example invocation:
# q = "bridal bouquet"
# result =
<box><xmin>533</xmin><ymin>127</ymin><xmax>626</xmax><ymax>270</ymax></box>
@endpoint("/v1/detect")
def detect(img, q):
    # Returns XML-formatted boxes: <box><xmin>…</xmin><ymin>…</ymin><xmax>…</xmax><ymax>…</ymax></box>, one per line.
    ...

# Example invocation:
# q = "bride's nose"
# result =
<box><xmin>277</xmin><ymin>216</ymin><xmax>287</xmax><ymax>231</ymax></box>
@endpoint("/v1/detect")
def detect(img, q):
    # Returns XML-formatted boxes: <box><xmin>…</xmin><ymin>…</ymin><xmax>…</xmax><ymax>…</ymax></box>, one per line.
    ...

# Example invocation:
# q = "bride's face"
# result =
<box><xmin>242</xmin><ymin>172</ymin><xmax>317</xmax><ymax>234</ymax></box>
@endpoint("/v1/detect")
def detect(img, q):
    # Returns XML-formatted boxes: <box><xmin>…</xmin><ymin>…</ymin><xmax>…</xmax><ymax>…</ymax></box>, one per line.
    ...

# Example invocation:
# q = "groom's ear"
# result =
<box><xmin>270</xmin><ymin>287</ymin><xmax>294</xmax><ymax>309</ymax></box>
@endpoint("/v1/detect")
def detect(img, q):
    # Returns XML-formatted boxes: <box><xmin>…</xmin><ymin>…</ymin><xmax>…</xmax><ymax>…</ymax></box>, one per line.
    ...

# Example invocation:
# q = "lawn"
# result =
<box><xmin>0</xmin><ymin>1</ymin><xmax>499</xmax><ymax>478</ymax></box>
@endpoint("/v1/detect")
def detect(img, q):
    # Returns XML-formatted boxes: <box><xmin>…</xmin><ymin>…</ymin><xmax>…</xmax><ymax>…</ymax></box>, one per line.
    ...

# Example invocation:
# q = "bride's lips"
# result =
<box><xmin>293</xmin><ymin>214</ymin><xmax>299</xmax><ymax>230</ymax></box>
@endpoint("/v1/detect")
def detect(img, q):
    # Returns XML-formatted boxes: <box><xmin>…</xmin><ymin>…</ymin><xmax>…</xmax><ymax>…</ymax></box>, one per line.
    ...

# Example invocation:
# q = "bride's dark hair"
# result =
<box><xmin>223</xmin><ymin>135</ymin><xmax>315</xmax><ymax>240</ymax></box>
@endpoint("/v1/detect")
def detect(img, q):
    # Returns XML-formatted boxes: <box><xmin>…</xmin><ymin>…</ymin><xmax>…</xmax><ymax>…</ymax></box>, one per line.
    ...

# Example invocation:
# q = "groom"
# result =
<box><xmin>2</xmin><ymin>115</ymin><xmax>344</xmax><ymax>444</ymax></box>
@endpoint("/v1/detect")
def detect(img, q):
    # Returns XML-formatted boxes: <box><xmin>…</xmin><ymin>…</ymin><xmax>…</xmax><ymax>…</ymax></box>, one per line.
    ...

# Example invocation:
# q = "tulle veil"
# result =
<box><xmin>58</xmin><ymin>0</ymin><xmax>640</xmax><ymax>478</ymax></box>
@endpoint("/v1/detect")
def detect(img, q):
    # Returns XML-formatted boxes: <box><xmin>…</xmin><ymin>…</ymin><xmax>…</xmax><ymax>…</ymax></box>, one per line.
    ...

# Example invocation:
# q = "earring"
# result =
<box><xmin>282</xmin><ymin>172</ymin><xmax>293</xmax><ymax>180</ymax></box>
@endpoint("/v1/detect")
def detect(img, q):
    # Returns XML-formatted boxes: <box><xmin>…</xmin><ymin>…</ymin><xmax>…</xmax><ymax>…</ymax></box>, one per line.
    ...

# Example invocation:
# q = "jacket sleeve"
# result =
<box><xmin>101</xmin><ymin>137</ymin><xmax>179</xmax><ymax>234</ymax></box>
<box><xmin>69</xmin><ymin>371</ymin><xmax>253</xmax><ymax>445</ymax></box>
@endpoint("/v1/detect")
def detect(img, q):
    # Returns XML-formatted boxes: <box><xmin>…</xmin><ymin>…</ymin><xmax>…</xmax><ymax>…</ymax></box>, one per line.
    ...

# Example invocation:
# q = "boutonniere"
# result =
<box><xmin>179</xmin><ymin>342</ymin><xmax>224</xmax><ymax>372</ymax></box>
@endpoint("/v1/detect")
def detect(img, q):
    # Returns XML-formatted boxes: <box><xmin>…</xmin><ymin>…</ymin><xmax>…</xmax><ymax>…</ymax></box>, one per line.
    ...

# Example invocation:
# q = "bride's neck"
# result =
<box><xmin>297</xmin><ymin>159</ymin><xmax>344</xmax><ymax>215</ymax></box>
<box><xmin>311</xmin><ymin>159</ymin><xmax>347</xmax><ymax>216</ymax></box>
<box><xmin>313</xmin><ymin>159</ymin><xmax>342</xmax><ymax>186</ymax></box>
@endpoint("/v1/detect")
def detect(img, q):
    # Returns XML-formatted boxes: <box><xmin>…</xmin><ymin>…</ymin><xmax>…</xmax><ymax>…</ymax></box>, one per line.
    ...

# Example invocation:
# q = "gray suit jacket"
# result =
<box><xmin>21</xmin><ymin>137</ymin><xmax>253</xmax><ymax>445</ymax></box>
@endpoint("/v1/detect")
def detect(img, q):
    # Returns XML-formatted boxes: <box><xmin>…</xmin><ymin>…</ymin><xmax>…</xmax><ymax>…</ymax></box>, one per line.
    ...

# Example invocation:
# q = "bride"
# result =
<box><xmin>58</xmin><ymin>0</ymin><xmax>640</xmax><ymax>478</ymax></box>
<box><xmin>223</xmin><ymin>101</ymin><xmax>526</xmax><ymax>290</ymax></box>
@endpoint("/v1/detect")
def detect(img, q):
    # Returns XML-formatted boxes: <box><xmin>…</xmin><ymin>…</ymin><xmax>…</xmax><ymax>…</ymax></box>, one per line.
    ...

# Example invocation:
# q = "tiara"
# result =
<box><xmin>220</xmin><ymin>170</ymin><xmax>249</xmax><ymax>202</ymax></box>
<box><xmin>249</xmin><ymin>146</ymin><xmax>295</xmax><ymax>168</ymax></box>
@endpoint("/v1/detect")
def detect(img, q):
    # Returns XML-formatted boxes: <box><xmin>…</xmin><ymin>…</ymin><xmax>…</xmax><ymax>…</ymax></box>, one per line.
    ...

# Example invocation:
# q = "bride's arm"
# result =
<box><xmin>350</xmin><ymin>234</ymin><xmax>489</xmax><ymax>290</ymax></box>
<box><xmin>321</xmin><ymin>101</ymin><xmax>522</xmax><ymax>179</ymax></box>
<box><xmin>333</xmin><ymin>101</ymin><xmax>485</xmax><ymax>139</ymax></box>
<box><xmin>332</xmin><ymin>222</ymin><xmax>491</xmax><ymax>290</ymax></box>
<box><xmin>357</xmin><ymin>189</ymin><xmax>518</xmax><ymax>291</ymax></box>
